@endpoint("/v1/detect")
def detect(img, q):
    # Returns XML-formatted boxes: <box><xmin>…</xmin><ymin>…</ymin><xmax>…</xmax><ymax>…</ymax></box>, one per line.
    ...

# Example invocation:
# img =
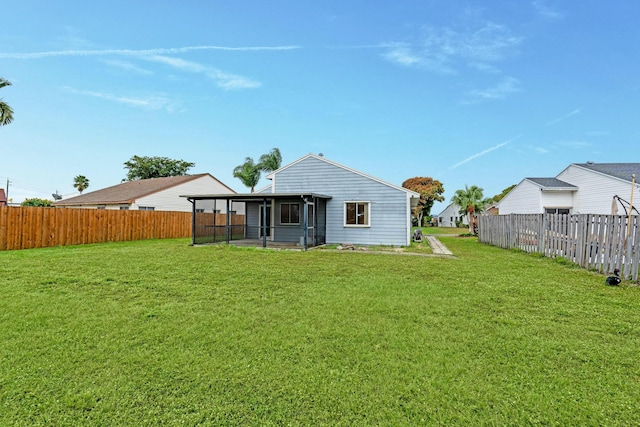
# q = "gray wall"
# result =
<box><xmin>246</xmin><ymin>198</ymin><xmax>327</xmax><ymax>244</ymax></box>
<box><xmin>273</xmin><ymin>156</ymin><xmax>409</xmax><ymax>246</ymax></box>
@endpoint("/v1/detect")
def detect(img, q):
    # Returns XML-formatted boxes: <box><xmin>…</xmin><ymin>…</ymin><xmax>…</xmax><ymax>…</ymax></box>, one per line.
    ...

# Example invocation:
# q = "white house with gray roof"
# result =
<box><xmin>497</xmin><ymin>163</ymin><xmax>640</xmax><ymax>215</ymax></box>
<box><xmin>436</xmin><ymin>203</ymin><xmax>469</xmax><ymax>227</ymax></box>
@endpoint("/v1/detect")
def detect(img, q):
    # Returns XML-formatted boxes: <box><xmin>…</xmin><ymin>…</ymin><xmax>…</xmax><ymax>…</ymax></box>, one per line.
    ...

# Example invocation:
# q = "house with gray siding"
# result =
<box><xmin>498</xmin><ymin>163</ymin><xmax>640</xmax><ymax>215</ymax></box>
<box><xmin>182</xmin><ymin>154</ymin><xmax>420</xmax><ymax>247</ymax></box>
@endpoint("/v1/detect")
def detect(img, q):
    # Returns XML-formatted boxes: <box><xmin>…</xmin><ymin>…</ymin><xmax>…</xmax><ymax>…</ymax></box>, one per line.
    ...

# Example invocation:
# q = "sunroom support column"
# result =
<box><xmin>262</xmin><ymin>198</ymin><xmax>267</xmax><ymax>248</ymax></box>
<box><xmin>189</xmin><ymin>198</ymin><xmax>196</xmax><ymax>246</ymax></box>
<box><xmin>303</xmin><ymin>199</ymin><xmax>308</xmax><ymax>250</ymax></box>
<box><xmin>226</xmin><ymin>199</ymin><xmax>230</xmax><ymax>244</ymax></box>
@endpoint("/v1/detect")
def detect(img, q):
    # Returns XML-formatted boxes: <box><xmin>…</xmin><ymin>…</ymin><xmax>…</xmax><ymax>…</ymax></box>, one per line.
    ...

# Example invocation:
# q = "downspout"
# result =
<box><xmin>189</xmin><ymin>198</ymin><xmax>196</xmax><ymax>246</ymax></box>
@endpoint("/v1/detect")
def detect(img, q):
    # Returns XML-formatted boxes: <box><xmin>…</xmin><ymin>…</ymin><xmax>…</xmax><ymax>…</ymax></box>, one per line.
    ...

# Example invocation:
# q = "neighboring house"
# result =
<box><xmin>0</xmin><ymin>188</ymin><xmax>6</xmax><ymax>207</ymax></box>
<box><xmin>182</xmin><ymin>154</ymin><xmax>420</xmax><ymax>247</ymax></box>
<box><xmin>54</xmin><ymin>173</ymin><xmax>242</xmax><ymax>213</ymax></box>
<box><xmin>498</xmin><ymin>163</ymin><xmax>640</xmax><ymax>215</ymax></box>
<box><xmin>436</xmin><ymin>203</ymin><xmax>469</xmax><ymax>227</ymax></box>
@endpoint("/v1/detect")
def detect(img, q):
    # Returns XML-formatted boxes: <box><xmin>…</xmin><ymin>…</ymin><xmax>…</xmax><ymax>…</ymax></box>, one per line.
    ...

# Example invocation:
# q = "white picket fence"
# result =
<box><xmin>478</xmin><ymin>214</ymin><xmax>640</xmax><ymax>281</ymax></box>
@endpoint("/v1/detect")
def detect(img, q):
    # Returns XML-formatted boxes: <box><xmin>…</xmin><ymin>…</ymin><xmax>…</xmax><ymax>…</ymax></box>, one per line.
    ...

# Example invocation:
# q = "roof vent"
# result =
<box><xmin>586</xmin><ymin>161</ymin><xmax>594</xmax><ymax>165</ymax></box>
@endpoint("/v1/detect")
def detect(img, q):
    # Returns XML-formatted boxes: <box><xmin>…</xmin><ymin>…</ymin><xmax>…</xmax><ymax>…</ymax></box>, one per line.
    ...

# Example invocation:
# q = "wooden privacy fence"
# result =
<box><xmin>478</xmin><ymin>213</ymin><xmax>640</xmax><ymax>281</ymax></box>
<box><xmin>0</xmin><ymin>206</ymin><xmax>244</xmax><ymax>251</ymax></box>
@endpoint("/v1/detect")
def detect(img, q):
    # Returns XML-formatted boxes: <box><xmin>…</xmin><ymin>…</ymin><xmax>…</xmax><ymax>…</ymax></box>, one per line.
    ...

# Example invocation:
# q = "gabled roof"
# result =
<box><xmin>436</xmin><ymin>202</ymin><xmax>460</xmax><ymax>217</ymax></box>
<box><xmin>572</xmin><ymin>163</ymin><xmax>640</xmax><ymax>182</ymax></box>
<box><xmin>55</xmin><ymin>173</ymin><xmax>233</xmax><ymax>206</ymax></box>
<box><xmin>265</xmin><ymin>153</ymin><xmax>420</xmax><ymax>198</ymax></box>
<box><xmin>526</xmin><ymin>178</ymin><xmax>578</xmax><ymax>190</ymax></box>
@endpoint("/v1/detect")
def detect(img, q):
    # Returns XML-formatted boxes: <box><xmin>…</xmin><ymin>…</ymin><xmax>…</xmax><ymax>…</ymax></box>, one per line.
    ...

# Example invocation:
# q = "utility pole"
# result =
<box><xmin>5</xmin><ymin>178</ymin><xmax>9</xmax><ymax>202</ymax></box>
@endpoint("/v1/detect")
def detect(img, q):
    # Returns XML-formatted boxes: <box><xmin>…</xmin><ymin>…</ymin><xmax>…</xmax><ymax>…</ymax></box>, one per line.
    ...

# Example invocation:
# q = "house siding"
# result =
<box><xmin>498</xmin><ymin>164</ymin><xmax>640</xmax><ymax>215</ymax></box>
<box><xmin>540</xmin><ymin>191</ymin><xmax>574</xmax><ymax>212</ymax></box>
<box><xmin>557</xmin><ymin>165</ymin><xmax>640</xmax><ymax>214</ymax></box>
<box><xmin>498</xmin><ymin>180</ymin><xmax>545</xmax><ymax>214</ymax></box>
<box><xmin>246</xmin><ymin>203</ymin><xmax>260</xmax><ymax>239</ymax></box>
<box><xmin>437</xmin><ymin>203</ymin><xmax>468</xmax><ymax>227</ymax></box>
<box><xmin>272</xmin><ymin>156</ymin><xmax>411</xmax><ymax>246</ymax></box>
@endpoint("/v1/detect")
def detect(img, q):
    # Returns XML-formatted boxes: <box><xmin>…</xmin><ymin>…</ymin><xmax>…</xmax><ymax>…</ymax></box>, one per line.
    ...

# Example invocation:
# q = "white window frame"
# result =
<box><xmin>344</xmin><ymin>201</ymin><xmax>370</xmax><ymax>227</ymax></box>
<box><xmin>545</xmin><ymin>207</ymin><xmax>571</xmax><ymax>215</ymax></box>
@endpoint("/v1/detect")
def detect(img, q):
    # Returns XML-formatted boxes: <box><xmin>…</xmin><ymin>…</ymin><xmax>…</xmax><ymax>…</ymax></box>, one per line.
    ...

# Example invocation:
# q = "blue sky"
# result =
<box><xmin>1</xmin><ymin>0</ymin><xmax>638</xmax><ymax>214</ymax></box>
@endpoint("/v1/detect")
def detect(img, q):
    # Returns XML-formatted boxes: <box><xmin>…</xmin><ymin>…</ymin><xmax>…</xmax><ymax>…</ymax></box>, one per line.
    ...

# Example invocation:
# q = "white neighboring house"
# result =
<box><xmin>498</xmin><ymin>163</ymin><xmax>640</xmax><ymax>215</ymax></box>
<box><xmin>437</xmin><ymin>203</ymin><xmax>469</xmax><ymax>227</ymax></box>
<box><xmin>54</xmin><ymin>173</ymin><xmax>244</xmax><ymax>214</ymax></box>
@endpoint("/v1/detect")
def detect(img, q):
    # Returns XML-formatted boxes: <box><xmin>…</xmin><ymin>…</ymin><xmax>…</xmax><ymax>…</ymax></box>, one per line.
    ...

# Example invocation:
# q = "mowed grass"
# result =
<box><xmin>421</xmin><ymin>226</ymin><xmax>470</xmax><ymax>235</ymax></box>
<box><xmin>1</xmin><ymin>238</ymin><xmax>639</xmax><ymax>426</ymax></box>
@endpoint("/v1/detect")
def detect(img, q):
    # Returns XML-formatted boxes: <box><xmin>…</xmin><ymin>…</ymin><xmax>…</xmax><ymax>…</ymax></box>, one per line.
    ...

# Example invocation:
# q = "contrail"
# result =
<box><xmin>544</xmin><ymin>107</ymin><xmax>582</xmax><ymax>127</ymax></box>
<box><xmin>449</xmin><ymin>135</ymin><xmax>521</xmax><ymax>170</ymax></box>
<box><xmin>0</xmin><ymin>45</ymin><xmax>302</xmax><ymax>59</ymax></box>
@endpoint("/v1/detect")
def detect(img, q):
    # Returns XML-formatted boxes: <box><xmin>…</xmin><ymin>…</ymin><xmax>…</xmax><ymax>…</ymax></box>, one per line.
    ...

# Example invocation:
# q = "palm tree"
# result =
<box><xmin>73</xmin><ymin>175</ymin><xmax>90</xmax><ymax>194</ymax></box>
<box><xmin>0</xmin><ymin>77</ymin><xmax>14</xmax><ymax>126</ymax></box>
<box><xmin>233</xmin><ymin>157</ymin><xmax>261</xmax><ymax>192</ymax></box>
<box><xmin>451</xmin><ymin>185</ymin><xmax>487</xmax><ymax>233</ymax></box>
<box><xmin>258</xmin><ymin>148</ymin><xmax>282</xmax><ymax>173</ymax></box>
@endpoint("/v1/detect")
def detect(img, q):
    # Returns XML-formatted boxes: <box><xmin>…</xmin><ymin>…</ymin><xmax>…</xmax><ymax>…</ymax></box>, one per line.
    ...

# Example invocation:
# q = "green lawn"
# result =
<box><xmin>1</xmin><ymin>238</ymin><xmax>638</xmax><ymax>426</ymax></box>
<box><xmin>420</xmin><ymin>226</ymin><xmax>471</xmax><ymax>235</ymax></box>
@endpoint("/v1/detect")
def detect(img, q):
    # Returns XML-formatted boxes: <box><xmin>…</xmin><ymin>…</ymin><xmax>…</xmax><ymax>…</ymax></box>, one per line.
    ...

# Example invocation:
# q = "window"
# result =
<box><xmin>139</xmin><ymin>206</ymin><xmax>155</xmax><ymax>211</ymax></box>
<box><xmin>97</xmin><ymin>205</ymin><xmax>106</xmax><ymax>210</ymax></box>
<box><xmin>344</xmin><ymin>202</ymin><xmax>370</xmax><ymax>226</ymax></box>
<box><xmin>119</xmin><ymin>205</ymin><xmax>130</xmax><ymax>210</ymax></box>
<box><xmin>195</xmin><ymin>208</ymin><xmax>205</xmax><ymax>213</ymax></box>
<box><xmin>545</xmin><ymin>208</ymin><xmax>570</xmax><ymax>215</ymax></box>
<box><xmin>280</xmin><ymin>203</ymin><xmax>300</xmax><ymax>224</ymax></box>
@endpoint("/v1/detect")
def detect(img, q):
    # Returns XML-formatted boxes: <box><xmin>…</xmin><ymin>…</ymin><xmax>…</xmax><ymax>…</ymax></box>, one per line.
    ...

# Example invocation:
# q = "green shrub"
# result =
<box><xmin>21</xmin><ymin>198</ymin><xmax>53</xmax><ymax>207</ymax></box>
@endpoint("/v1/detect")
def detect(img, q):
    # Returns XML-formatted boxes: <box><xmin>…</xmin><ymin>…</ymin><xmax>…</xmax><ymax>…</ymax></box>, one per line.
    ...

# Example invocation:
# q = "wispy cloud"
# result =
<box><xmin>532</xmin><ymin>1</ymin><xmax>563</xmax><ymax>19</ymax></box>
<box><xmin>0</xmin><ymin>44</ymin><xmax>276</xmax><ymax>91</ymax></box>
<box><xmin>101</xmin><ymin>59</ymin><xmax>153</xmax><ymax>75</ymax></box>
<box><xmin>0</xmin><ymin>44</ymin><xmax>301</xmax><ymax>59</ymax></box>
<box><xmin>145</xmin><ymin>55</ymin><xmax>260</xmax><ymax>90</ymax></box>
<box><xmin>530</xmin><ymin>145</ymin><xmax>550</xmax><ymax>154</ymax></box>
<box><xmin>381</xmin><ymin>22</ymin><xmax>522</xmax><ymax>74</ymax></box>
<box><xmin>448</xmin><ymin>135</ymin><xmax>521</xmax><ymax>171</ymax></box>
<box><xmin>64</xmin><ymin>87</ymin><xmax>176</xmax><ymax>111</ymax></box>
<box><xmin>466</xmin><ymin>76</ymin><xmax>522</xmax><ymax>102</ymax></box>
<box><xmin>544</xmin><ymin>107</ymin><xmax>582</xmax><ymax>126</ymax></box>
<box><xmin>559</xmin><ymin>140</ymin><xmax>593</xmax><ymax>150</ymax></box>
<box><xmin>381</xmin><ymin>47</ymin><xmax>421</xmax><ymax>66</ymax></box>
<box><xmin>585</xmin><ymin>130</ymin><xmax>610</xmax><ymax>136</ymax></box>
